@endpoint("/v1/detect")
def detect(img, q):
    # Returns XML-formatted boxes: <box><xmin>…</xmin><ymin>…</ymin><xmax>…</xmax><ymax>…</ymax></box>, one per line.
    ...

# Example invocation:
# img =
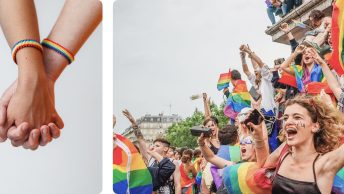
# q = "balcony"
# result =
<box><xmin>265</xmin><ymin>0</ymin><xmax>333</xmax><ymax>45</ymax></box>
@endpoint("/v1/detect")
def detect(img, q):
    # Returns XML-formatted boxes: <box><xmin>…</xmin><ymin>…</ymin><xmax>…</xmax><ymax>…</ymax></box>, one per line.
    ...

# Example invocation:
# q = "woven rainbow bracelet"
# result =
<box><xmin>11</xmin><ymin>39</ymin><xmax>43</xmax><ymax>64</ymax></box>
<box><xmin>41</xmin><ymin>38</ymin><xmax>74</xmax><ymax>64</ymax></box>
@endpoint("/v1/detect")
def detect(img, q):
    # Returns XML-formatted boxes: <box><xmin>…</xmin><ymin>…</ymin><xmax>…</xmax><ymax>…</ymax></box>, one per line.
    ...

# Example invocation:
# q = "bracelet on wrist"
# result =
<box><xmin>11</xmin><ymin>39</ymin><xmax>43</xmax><ymax>64</ymax></box>
<box><xmin>42</xmin><ymin>38</ymin><xmax>75</xmax><ymax>64</ymax></box>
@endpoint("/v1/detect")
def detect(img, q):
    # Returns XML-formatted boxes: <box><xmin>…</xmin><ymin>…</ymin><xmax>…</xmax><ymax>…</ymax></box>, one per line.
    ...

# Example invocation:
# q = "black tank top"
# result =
<box><xmin>272</xmin><ymin>152</ymin><xmax>321</xmax><ymax>194</ymax></box>
<box><xmin>209</xmin><ymin>141</ymin><xmax>219</xmax><ymax>154</ymax></box>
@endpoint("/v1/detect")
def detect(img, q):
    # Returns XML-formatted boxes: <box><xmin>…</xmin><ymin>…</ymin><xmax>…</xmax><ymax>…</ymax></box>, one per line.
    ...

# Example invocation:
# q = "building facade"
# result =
<box><xmin>121</xmin><ymin>113</ymin><xmax>182</xmax><ymax>144</ymax></box>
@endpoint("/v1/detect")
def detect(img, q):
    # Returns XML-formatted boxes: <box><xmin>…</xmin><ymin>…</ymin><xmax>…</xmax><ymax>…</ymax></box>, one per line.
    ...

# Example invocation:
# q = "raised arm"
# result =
<box><xmin>311</xmin><ymin>49</ymin><xmax>342</xmax><ymax>99</ymax></box>
<box><xmin>198</xmin><ymin>134</ymin><xmax>233</xmax><ymax>168</ymax></box>
<box><xmin>202</xmin><ymin>93</ymin><xmax>212</xmax><ymax>120</ymax></box>
<box><xmin>280</xmin><ymin>45</ymin><xmax>306</xmax><ymax>75</ymax></box>
<box><xmin>122</xmin><ymin>109</ymin><xmax>150</xmax><ymax>163</ymax></box>
<box><xmin>240</xmin><ymin>51</ymin><xmax>253</xmax><ymax>78</ymax></box>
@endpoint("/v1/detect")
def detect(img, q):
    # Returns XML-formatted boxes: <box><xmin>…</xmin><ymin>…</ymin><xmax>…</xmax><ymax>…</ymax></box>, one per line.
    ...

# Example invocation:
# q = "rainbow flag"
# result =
<box><xmin>211</xmin><ymin>145</ymin><xmax>241</xmax><ymax>189</ymax></box>
<box><xmin>224</xmin><ymin>80</ymin><xmax>251</xmax><ymax>119</ymax></box>
<box><xmin>217</xmin><ymin>72</ymin><xmax>231</xmax><ymax>91</ymax></box>
<box><xmin>306</xmin><ymin>82</ymin><xmax>333</xmax><ymax>94</ymax></box>
<box><xmin>292</xmin><ymin>64</ymin><xmax>324</xmax><ymax>92</ymax></box>
<box><xmin>223</xmin><ymin>162</ymin><xmax>271</xmax><ymax>194</ymax></box>
<box><xmin>113</xmin><ymin>134</ymin><xmax>153</xmax><ymax>194</ymax></box>
<box><xmin>330</xmin><ymin>0</ymin><xmax>344</xmax><ymax>75</ymax></box>
<box><xmin>333</xmin><ymin>168</ymin><xmax>344</xmax><ymax>194</ymax></box>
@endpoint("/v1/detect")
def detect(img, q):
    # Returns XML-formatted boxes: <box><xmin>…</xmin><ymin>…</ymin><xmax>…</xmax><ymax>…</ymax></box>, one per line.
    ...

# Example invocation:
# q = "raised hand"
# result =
<box><xmin>294</xmin><ymin>44</ymin><xmax>306</xmax><ymax>55</ymax></box>
<box><xmin>122</xmin><ymin>109</ymin><xmax>137</xmax><ymax>127</ymax></box>
<box><xmin>279</xmin><ymin>23</ymin><xmax>289</xmax><ymax>34</ymax></box>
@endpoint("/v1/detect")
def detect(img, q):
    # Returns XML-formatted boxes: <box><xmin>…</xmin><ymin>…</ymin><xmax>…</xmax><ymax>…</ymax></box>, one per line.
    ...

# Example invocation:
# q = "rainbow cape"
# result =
<box><xmin>210</xmin><ymin>145</ymin><xmax>241</xmax><ymax>189</ymax></box>
<box><xmin>223</xmin><ymin>162</ymin><xmax>271</xmax><ymax>194</ymax></box>
<box><xmin>217</xmin><ymin>72</ymin><xmax>231</xmax><ymax>91</ymax></box>
<box><xmin>113</xmin><ymin>134</ymin><xmax>153</xmax><ymax>194</ymax></box>
<box><xmin>292</xmin><ymin>64</ymin><xmax>324</xmax><ymax>92</ymax></box>
<box><xmin>330</xmin><ymin>0</ymin><xmax>344</xmax><ymax>75</ymax></box>
<box><xmin>224</xmin><ymin>80</ymin><xmax>251</xmax><ymax>119</ymax></box>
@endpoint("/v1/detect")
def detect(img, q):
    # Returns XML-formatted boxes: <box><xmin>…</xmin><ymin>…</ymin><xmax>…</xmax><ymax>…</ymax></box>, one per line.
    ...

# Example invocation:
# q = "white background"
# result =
<box><xmin>0</xmin><ymin>1</ymin><xmax>102</xmax><ymax>194</ymax></box>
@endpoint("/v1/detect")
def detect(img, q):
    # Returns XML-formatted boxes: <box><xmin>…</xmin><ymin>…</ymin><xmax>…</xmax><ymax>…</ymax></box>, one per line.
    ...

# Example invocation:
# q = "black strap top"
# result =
<box><xmin>272</xmin><ymin>152</ymin><xmax>321</xmax><ymax>194</ymax></box>
<box><xmin>209</xmin><ymin>141</ymin><xmax>219</xmax><ymax>154</ymax></box>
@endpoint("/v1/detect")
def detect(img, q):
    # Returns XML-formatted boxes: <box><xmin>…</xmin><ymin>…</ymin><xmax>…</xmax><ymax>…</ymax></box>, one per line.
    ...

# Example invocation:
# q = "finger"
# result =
<box><xmin>11</xmin><ymin>139</ymin><xmax>26</xmax><ymax>147</ymax></box>
<box><xmin>48</xmin><ymin>123</ymin><xmax>61</xmax><ymax>139</ymax></box>
<box><xmin>0</xmin><ymin>105</ymin><xmax>8</xmax><ymax>142</ymax></box>
<box><xmin>23</xmin><ymin>129</ymin><xmax>40</xmax><ymax>150</ymax></box>
<box><xmin>7</xmin><ymin>122</ymin><xmax>30</xmax><ymax>141</ymax></box>
<box><xmin>52</xmin><ymin>112</ymin><xmax>64</xmax><ymax>129</ymax></box>
<box><xmin>40</xmin><ymin>125</ymin><xmax>52</xmax><ymax>146</ymax></box>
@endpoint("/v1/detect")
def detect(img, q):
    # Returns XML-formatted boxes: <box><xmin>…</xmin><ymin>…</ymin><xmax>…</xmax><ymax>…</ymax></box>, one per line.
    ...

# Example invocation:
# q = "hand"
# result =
<box><xmin>197</xmin><ymin>133</ymin><xmax>206</xmax><ymax>147</ymax></box>
<box><xmin>319</xmin><ymin>89</ymin><xmax>334</xmax><ymax>108</ymax></box>
<box><xmin>294</xmin><ymin>44</ymin><xmax>306</xmax><ymax>55</ymax></box>
<box><xmin>0</xmin><ymin>80</ymin><xmax>62</xmax><ymax>149</ymax></box>
<box><xmin>279</xmin><ymin>23</ymin><xmax>289</xmax><ymax>33</ymax></box>
<box><xmin>239</xmin><ymin>44</ymin><xmax>252</xmax><ymax>53</ymax></box>
<box><xmin>309</xmin><ymin>48</ymin><xmax>325</xmax><ymax>65</ymax></box>
<box><xmin>247</xmin><ymin>119</ymin><xmax>264</xmax><ymax>139</ymax></box>
<box><xmin>122</xmin><ymin>109</ymin><xmax>137</xmax><ymax>127</ymax></box>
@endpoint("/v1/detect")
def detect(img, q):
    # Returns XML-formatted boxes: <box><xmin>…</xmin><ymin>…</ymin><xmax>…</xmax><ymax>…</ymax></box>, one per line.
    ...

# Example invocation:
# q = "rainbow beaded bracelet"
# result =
<box><xmin>11</xmin><ymin>39</ymin><xmax>43</xmax><ymax>64</ymax></box>
<box><xmin>41</xmin><ymin>38</ymin><xmax>75</xmax><ymax>64</ymax></box>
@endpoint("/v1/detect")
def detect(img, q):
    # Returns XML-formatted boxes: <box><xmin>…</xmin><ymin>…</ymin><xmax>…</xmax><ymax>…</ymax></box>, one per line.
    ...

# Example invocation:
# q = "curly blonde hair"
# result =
<box><xmin>278</xmin><ymin>95</ymin><xmax>344</xmax><ymax>154</ymax></box>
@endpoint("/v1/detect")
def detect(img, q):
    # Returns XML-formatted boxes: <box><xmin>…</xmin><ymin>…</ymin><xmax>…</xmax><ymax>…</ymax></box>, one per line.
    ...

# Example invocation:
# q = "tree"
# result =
<box><xmin>166</xmin><ymin>101</ymin><xmax>229</xmax><ymax>149</ymax></box>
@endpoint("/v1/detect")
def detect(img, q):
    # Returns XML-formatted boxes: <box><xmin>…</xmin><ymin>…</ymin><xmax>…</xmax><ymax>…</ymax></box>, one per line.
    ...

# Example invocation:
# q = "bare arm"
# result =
<box><xmin>202</xmin><ymin>93</ymin><xmax>212</xmax><ymax>119</ymax></box>
<box><xmin>44</xmin><ymin>0</ymin><xmax>102</xmax><ymax>82</ymax></box>
<box><xmin>280</xmin><ymin>45</ymin><xmax>305</xmax><ymax>75</ymax></box>
<box><xmin>312</xmin><ymin>49</ymin><xmax>342</xmax><ymax>99</ymax></box>
<box><xmin>322</xmin><ymin>144</ymin><xmax>344</xmax><ymax>175</ymax></box>
<box><xmin>172</xmin><ymin>160</ymin><xmax>182</xmax><ymax>194</ymax></box>
<box><xmin>122</xmin><ymin>109</ymin><xmax>150</xmax><ymax>162</ymax></box>
<box><xmin>198</xmin><ymin>134</ymin><xmax>234</xmax><ymax>168</ymax></box>
<box><xmin>263</xmin><ymin>142</ymin><xmax>286</xmax><ymax>168</ymax></box>
<box><xmin>240</xmin><ymin>51</ymin><xmax>252</xmax><ymax>77</ymax></box>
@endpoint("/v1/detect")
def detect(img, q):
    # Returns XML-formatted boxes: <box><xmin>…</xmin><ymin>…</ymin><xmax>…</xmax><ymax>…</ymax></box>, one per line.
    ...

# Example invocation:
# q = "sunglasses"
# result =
<box><xmin>240</xmin><ymin>138</ymin><xmax>253</xmax><ymax>145</ymax></box>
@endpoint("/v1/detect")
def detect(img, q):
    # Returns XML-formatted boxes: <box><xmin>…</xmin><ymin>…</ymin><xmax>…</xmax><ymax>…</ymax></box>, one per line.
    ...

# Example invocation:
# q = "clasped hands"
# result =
<box><xmin>0</xmin><ymin>49</ymin><xmax>64</xmax><ymax>150</ymax></box>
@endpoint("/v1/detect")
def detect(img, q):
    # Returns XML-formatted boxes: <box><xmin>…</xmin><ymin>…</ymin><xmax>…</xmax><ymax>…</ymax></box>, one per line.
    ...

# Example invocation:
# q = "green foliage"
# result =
<box><xmin>166</xmin><ymin>100</ymin><xmax>229</xmax><ymax>149</ymax></box>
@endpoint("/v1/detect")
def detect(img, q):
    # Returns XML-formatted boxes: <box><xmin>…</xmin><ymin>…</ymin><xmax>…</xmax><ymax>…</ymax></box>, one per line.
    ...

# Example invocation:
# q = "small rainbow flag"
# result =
<box><xmin>292</xmin><ymin>64</ymin><xmax>324</xmax><ymax>92</ymax></box>
<box><xmin>211</xmin><ymin>145</ymin><xmax>241</xmax><ymax>189</ymax></box>
<box><xmin>224</xmin><ymin>80</ymin><xmax>251</xmax><ymax>120</ymax></box>
<box><xmin>330</xmin><ymin>0</ymin><xmax>344</xmax><ymax>75</ymax></box>
<box><xmin>113</xmin><ymin>134</ymin><xmax>153</xmax><ymax>194</ymax></box>
<box><xmin>217</xmin><ymin>72</ymin><xmax>231</xmax><ymax>91</ymax></box>
<box><xmin>306</xmin><ymin>82</ymin><xmax>333</xmax><ymax>94</ymax></box>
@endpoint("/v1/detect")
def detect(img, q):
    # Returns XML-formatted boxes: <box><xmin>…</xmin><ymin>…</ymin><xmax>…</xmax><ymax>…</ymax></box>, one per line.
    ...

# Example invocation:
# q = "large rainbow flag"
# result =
<box><xmin>333</xmin><ymin>168</ymin><xmax>344</xmax><ymax>194</ymax></box>
<box><xmin>330</xmin><ymin>0</ymin><xmax>344</xmax><ymax>75</ymax></box>
<box><xmin>217</xmin><ymin>72</ymin><xmax>231</xmax><ymax>91</ymax></box>
<box><xmin>292</xmin><ymin>64</ymin><xmax>324</xmax><ymax>92</ymax></box>
<box><xmin>222</xmin><ymin>162</ymin><xmax>344</xmax><ymax>194</ymax></box>
<box><xmin>224</xmin><ymin>80</ymin><xmax>251</xmax><ymax>120</ymax></box>
<box><xmin>113</xmin><ymin>134</ymin><xmax>153</xmax><ymax>194</ymax></box>
<box><xmin>210</xmin><ymin>145</ymin><xmax>241</xmax><ymax>189</ymax></box>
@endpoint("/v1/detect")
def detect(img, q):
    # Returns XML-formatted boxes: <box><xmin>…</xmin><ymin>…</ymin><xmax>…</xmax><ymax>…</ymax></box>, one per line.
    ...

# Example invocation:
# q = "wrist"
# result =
<box><xmin>43</xmin><ymin>47</ymin><xmax>68</xmax><ymax>82</ymax></box>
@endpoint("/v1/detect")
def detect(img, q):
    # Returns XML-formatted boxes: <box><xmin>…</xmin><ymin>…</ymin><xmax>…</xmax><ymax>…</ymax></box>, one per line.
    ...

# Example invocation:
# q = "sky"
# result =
<box><xmin>114</xmin><ymin>0</ymin><xmax>291</xmax><ymax>133</ymax></box>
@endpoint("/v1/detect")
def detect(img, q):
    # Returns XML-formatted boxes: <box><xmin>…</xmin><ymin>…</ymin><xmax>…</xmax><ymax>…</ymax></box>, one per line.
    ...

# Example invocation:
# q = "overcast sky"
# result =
<box><xmin>114</xmin><ymin>0</ymin><xmax>290</xmax><ymax>132</ymax></box>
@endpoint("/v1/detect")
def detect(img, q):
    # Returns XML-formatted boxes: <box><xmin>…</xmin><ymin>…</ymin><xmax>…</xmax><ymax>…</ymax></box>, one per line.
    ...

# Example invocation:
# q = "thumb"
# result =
<box><xmin>52</xmin><ymin>112</ymin><xmax>64</xmax><ymax>129</ymax></box>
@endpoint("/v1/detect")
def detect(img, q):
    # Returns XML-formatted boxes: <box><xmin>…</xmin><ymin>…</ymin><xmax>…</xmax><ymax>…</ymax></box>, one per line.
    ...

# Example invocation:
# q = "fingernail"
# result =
<box><xmin>32</xmin><ymin>132</ymin><xmax>37</xmax><ymax>139</ymax></box>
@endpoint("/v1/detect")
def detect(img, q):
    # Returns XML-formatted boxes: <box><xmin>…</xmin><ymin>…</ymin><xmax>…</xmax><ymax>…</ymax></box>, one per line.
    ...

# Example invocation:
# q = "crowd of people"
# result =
<box><xmin>113</xmin><ymin>2</ymin><xmax>344</xmax><ymax>194</ymax></box>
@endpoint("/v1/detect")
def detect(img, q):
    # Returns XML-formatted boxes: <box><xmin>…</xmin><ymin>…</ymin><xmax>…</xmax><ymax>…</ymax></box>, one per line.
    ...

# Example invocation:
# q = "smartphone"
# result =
<box><xmin>190</xmin><ymin>126</ymin><xmax>212</xmax><ymax>137</ymax></box>
<box><xmin>249</xmin><ymin>86</ymin><xmax>261</xmax><ymax>102</ymax></box>
<box><xmin>243</xmin><ymin>109</ymin><xmax>264</xmax><ymax>132</ymax></box>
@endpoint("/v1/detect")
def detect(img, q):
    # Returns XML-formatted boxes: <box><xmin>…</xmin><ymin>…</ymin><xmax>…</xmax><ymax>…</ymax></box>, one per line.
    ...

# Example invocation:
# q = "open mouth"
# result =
<box><xmin>241</xmin><ymin>147</ymin><xmax>247</xmax><ymax>154</ymax></box>
<box><xmin>286</xmin><ymin>128</ymin><xmax>297</xmax><ymax>138</ymax></box>
<box><xmin>305</xmin><ymin>56</ymin><xmax>311</xmax><ymax>61</ymax></box>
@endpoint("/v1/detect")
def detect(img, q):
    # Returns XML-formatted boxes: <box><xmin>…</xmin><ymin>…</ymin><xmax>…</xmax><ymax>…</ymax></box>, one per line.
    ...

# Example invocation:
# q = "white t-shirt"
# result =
<box><xmin>248</xmin><ymin>65</ymin><xmax>276</xmax><ymax>112</ymax></box>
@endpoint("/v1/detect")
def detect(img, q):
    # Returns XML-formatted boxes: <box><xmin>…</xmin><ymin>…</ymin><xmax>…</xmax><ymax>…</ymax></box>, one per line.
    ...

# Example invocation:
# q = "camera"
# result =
<box><xmin>243</xmin><ymin>109</ymin><xmax>264</xmax><ymax>132</ymax></box>
<box><xmin>190</xmin><ymin>126</ymin><xmax>212</xmax><ymax>137</ymax></box>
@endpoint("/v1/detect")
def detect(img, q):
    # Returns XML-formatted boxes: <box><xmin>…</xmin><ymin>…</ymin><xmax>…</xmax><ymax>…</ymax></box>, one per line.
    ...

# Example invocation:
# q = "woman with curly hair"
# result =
<box><xmin>265</xmin><ymin>95</ymin><xmax>344</xmax><ymax>194</ymax></box>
